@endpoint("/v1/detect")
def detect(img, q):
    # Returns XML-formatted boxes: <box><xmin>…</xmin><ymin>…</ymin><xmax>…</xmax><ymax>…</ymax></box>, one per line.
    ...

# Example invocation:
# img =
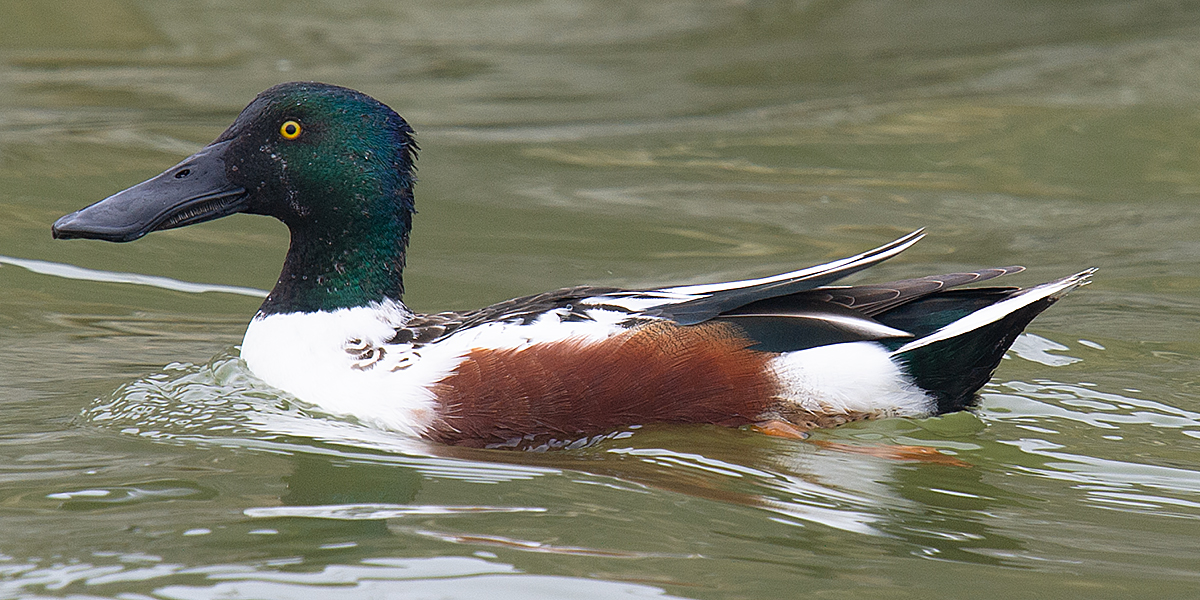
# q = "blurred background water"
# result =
<box><xmin>2</xmin><ymin>1</ymin><xmax>1200</xmax><ymax>598</ymax></box>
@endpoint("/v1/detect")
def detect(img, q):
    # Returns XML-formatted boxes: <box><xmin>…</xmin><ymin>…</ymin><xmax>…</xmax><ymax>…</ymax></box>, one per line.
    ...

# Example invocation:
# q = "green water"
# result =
<box><xmin>3</xmin><ymin>1</ymin><xmax>1200</xmax><ymax>598</ymax></box>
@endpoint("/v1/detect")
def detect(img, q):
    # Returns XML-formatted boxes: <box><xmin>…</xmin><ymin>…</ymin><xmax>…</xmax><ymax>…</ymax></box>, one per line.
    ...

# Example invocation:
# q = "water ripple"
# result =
<box><xmin>80</xmin><ymin>352</ymin><xmax>559</xmax><ymax>484</ymax></box>
<box><xmin>986</xmin><ymin>380</ymin><xmax>1200</xmax><ymax>434</ymax></box>
<box><xmin>984</xmin><ymin>381</ymin><xmax>1200</xmax><ymax>520</ymax></box>
<box><xmin>47</xmin><ymin>479</ymin><xmax>217</xmax><ymax>510</ymax></box>
<box><xmin>0</xmin><ymin>554</ymin><xmax>691</xmax><ymax>600</ymax></box>
<box><xmin>244</xmin><ymin>504</ymin><xmax>545</xmax><ymax>520</ymax></box>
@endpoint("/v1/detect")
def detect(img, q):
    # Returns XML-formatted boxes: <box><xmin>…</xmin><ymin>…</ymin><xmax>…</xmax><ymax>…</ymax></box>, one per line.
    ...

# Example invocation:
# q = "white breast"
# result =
<box><xmin>240</xmin><ymin>300</ymin><xmax>440</xmax><ymax>436</ymax></box>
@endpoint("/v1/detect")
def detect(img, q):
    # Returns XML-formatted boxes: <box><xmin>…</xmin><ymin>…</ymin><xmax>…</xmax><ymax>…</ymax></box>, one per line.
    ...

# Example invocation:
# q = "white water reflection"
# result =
<box><xmin>0</xmin><ymin>255</ymin><xmax>268</xmax><ymax>298</ymax></box>
<box><xmin>244</xmin><ymin>504</ymin><xmax>545</xmax><ymax>520</ymax></box>
<box><xmin>0</xmin><ymin>554</ymin><xmax>693</xmax><ymax>600</ymax></box>
<box><xmin>1007</xmin><ymin>333</ymin><xmax>1082</xmax><ymax>367</ymax></box>
<box><xmin>987</xmin><ymin>381</ymin><xmax>1200</xmax><ymax>432</ymax></box>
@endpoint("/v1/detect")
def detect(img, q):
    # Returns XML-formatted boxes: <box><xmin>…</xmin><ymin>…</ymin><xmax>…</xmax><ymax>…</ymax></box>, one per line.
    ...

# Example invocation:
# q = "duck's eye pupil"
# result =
<box><xmin>280</xmin><ymin>120</ymin><xmax>302</xmax><ymax>139</ymax></box>
<box><xmin>174</xmin><ymin>168</ymin><xmax>190</xmax><ymax>179</ymax></box>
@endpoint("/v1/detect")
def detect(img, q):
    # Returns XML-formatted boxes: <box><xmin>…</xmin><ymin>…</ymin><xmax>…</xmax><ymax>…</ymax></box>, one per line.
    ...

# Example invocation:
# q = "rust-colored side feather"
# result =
<box><xmin>427</xmin><ymin>322</ymin><xmax>778</xmax><ymax>447</ymax></box>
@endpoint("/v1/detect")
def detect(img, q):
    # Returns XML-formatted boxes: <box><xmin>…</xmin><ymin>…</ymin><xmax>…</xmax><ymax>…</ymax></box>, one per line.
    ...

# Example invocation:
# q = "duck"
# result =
<box><xmin>52</xmin><ymin>82</ymin><xmax>1093</xmax><ymax>449</ymax></box>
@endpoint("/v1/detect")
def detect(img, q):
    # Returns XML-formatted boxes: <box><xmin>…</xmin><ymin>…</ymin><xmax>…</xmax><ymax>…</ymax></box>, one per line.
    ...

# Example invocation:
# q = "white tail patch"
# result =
<box><xmin>769</xmin><ymin>342</ymin><xmax>934</xmax><ymax>418</ymax></box>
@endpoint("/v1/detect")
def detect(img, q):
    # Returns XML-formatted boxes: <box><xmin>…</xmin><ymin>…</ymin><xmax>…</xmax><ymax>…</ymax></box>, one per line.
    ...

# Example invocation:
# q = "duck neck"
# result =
<box><xmin>257</xmin><ymin>191</ymin><xmax>413</xmax><ymax>316</ymax></box>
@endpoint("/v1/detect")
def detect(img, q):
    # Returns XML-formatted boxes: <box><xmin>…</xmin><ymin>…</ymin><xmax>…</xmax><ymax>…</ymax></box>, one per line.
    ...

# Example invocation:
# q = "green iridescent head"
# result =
<box><xmin>54</xmin><ymin>82</ymin><xmax>420</xmax><ymax>315</ymax></box>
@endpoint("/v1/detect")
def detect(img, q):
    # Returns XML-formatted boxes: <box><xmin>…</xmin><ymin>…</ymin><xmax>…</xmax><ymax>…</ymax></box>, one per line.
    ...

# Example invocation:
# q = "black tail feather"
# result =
<box><xmin>891</xmin><ymin>297</ymin><xmax>1059</xmax><ymax>413</ymax></box>
<box><xmin>887</xmin><ymin>269</ymin><xmax>1094</xmax><ymax>414</ymax></box>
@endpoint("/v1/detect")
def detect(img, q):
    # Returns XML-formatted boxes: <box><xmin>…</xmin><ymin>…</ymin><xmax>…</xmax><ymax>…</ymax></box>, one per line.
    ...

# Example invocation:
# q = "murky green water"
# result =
<box><xmin>3</xmin><ymin>1</ymin><xmax>1200</xmax><ymax>598</ymax></box>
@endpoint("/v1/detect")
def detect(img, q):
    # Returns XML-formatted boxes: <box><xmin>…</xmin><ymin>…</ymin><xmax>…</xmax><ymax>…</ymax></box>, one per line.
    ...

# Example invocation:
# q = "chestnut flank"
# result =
<box><xmin>428</xmin><ymin>322</ymin><xmax>778</xmax><ymax>447</ymax></box>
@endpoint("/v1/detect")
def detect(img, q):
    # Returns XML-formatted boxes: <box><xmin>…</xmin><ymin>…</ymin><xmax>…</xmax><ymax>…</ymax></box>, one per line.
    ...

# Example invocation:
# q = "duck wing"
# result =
<box><xmin>390</xmin><ymin>231</ymin><xmax>1032</xmax><ymax>355</ymax></box>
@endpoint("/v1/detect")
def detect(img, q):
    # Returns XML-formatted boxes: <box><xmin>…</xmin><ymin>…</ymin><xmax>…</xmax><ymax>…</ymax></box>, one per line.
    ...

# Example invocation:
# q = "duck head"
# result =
<box><xmin>53</xmin><ymin>82</ymin><xmax>419</xmax><ymax>314</ymax></box>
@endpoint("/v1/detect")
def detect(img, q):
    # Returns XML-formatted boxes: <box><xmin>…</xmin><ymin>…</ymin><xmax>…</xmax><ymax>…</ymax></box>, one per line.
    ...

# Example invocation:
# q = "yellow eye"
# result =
<box><xmin>280</xmin><ymin>120</ymin><xmax>302</xmax><ymax>139</ymax></box>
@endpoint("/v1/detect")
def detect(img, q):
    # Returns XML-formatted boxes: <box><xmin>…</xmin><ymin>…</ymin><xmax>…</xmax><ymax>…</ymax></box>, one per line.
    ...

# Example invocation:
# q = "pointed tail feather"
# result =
<box><xmin>889</xmin><ymin>269</ymin><xmax>1095</xmax><ymax>413</ymax></box>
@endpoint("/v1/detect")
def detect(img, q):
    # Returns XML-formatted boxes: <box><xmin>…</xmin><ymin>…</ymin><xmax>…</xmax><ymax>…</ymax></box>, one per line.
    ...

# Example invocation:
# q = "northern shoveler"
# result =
<box><xmin>53</xmin><ymin>82</ymin><xmax>1093</xmax><ymax>449</ymax></box>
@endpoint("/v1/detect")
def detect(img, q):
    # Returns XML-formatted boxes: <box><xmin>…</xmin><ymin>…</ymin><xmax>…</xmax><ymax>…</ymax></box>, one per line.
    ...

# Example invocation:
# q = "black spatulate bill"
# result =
<box><xmin>52</xmin><ymin>140</ymin><xmax>247</xmax><ymax>243</ymax></box>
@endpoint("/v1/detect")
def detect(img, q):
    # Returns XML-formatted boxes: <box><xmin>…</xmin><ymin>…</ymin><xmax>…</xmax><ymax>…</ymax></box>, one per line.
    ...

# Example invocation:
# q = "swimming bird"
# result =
<box><xmin>53</xmin><ymin>82</ymin><xmax>1092</xmax><ymax>449</ymax></box>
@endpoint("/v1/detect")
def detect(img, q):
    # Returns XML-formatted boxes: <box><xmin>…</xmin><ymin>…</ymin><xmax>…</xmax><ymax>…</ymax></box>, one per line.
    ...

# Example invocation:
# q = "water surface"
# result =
<box><xmin>2</xmin><ymin>1</ymin><xmax>1200</xmax><ymax>598</ymax></box>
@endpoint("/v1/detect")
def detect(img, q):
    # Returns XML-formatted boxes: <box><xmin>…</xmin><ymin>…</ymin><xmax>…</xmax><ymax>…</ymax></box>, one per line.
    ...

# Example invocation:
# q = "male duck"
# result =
<box><xmin>53</xmin><ymin>82</ymin><xmax>1092</xmax><ymax>449</ymax></box>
